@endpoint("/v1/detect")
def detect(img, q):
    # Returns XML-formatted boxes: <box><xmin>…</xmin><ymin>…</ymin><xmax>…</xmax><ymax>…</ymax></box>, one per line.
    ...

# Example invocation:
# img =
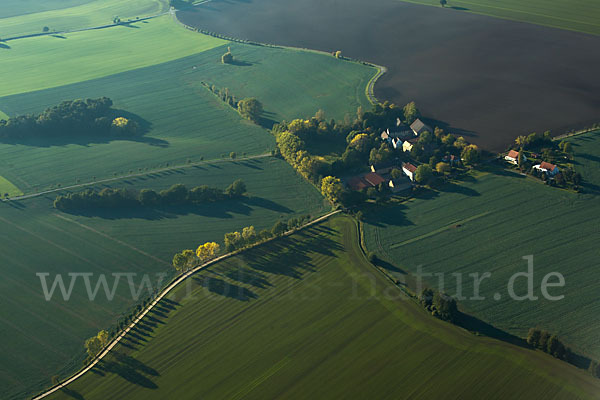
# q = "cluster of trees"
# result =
<box><xmin>589</xmin><ymin>360</ymin><xmax>600</xmax><ymax>379</ymax></box>
<box><xmin>224</xmin><ymin>215</ymin><xmax>311</xmax><ymax>252</ymax></box>
<box><xmin>53</xmin><ymin>180</ymin><xmax>247</xmax><ymax>210</ymax></box>
<box><xmin>526</xmin><ymin>328</ymin><xmax>570</xmax><ymax>360</ymax></box>
<box><xmin>172</xmin><ymin>242</ymin><xmax>221</xmax><ymax>271</ymax></box>
<box><xmin>222</xmin><ymin>46</ymin><xmax>234</xmax><ymax>64</ymax></box>
<box><xmin>514</xmin><ymin>131</ymin><xmax>554</xmax><ymax>151</ymax></box>
<box><xmin>237</xmin><ymin>98</ymin><xmax>263</xmax><ymax>123</ymax></box>
<box><xmin>419</xmin><ymin>288</ymin><xmax>459</xmax><ymax>323</ymax></box>
<box><xmin>84</xmin><ymin>330</ymin><xmax>109</xmax><ymax>364</ymax></box>
<box><xmin>202</xmin><ymin>82</ymin><xmax>239</xmax><ymax>108</ymax></box>
<box><xmin>0</xmin><ymin>97</ymin><xmax>140</xmax><ymax>140</ymax></box>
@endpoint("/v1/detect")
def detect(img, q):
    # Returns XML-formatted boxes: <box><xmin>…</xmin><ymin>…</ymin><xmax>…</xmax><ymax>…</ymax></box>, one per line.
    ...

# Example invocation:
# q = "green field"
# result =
<box><xmin>567</xmin><ymin>130</ymin><xmax>600</xmax><ymax>190</ymax></box>
<box><xmin>0</xmin><ymin>40</ymin><xmax>374</xmax><ymax>194</ymax></box>
<box><xmin>364</xmin><ymin>133</ymin><xmax>600</xmax><ymax>359</ymax></box>
<box><xmin>0</xmin><ymin>0</ymin><xmax>169</xmax><ymax>39</ymax></box>
<box><xmin>0</xmin><ymin>157</ymin><xmax>328</xmax><ymax>400</ymax></box>
<box><xmin>44</xmin><ymin>216</ymin><xmax>600</xmax><ymax>400</ymax></box>
<box><xmin>0</xmin><ymin>15</ymin><xmax>226</xmax><ymax>97</ymax></box>
<box><xmin>1</xmin><ymin>0</ymin><xmax>96</xmax><ymax>19</ymax></box>
<box><xmin>0</xmin><ymin>175</ymin><xmax>23</xmax><ymax>197</ymax></box>
<box><xmin>397</xmin><ymin>0</ymin><xmax>600</xmax><ymax>35</ymax></box>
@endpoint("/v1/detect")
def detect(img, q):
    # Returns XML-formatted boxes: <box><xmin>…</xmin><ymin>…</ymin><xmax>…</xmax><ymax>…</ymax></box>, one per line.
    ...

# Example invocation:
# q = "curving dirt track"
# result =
<box><xmin>178</xmin><ymin>0</ymin><xmax>600</xmax><ymax>151</ymax></box>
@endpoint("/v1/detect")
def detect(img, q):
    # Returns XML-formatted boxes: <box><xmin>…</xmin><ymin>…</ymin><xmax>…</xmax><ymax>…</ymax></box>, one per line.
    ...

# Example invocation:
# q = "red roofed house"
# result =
<box><xmin>364</xmin><ymin>172</ymin><xmax>386</xmax><ymax>187</ymax></box>
<box><xmin>533</xmin><ymin>161</ymin><xmax>559</xmax><ymax>176</ymax></box>
<box><xmin>402</xmin><ymin>162</ymin><xmax>418</xmax><ymax>182</ymax></box>
<box><xmin>347</xmin><ymin>176</ymin><xmax>371</xmax><ymax>191</ymax></box>
<box><xmin>505</xmin><ymin>149</ymin><xmax>526</xmax><ymax>165</ymax></box>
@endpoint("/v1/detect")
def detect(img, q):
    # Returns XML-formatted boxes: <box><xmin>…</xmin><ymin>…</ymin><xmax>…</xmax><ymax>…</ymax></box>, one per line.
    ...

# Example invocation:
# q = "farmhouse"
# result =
<box><xmin>533</xmin><ymin>161</ymin><xmax>560</xmax><ymax>176</ymax></box>
<box><xmin>505</xmin><ymin>149</ymin><xmax>526</xmax><ymax>165</ymax></box>
<box><xmin>381</xmin><ymin>119</ymin><xmax>414</xmax><ymax>143</ymax></box>
<box><xmin>364</xmin><ymin>172</ymin><xmax>386</xmax><ymax>186</ymax></box>
<box><xmin>402</xmin><ymin>162</ymin><xmax>418</xmax><ymax>182</ymax></box>
<box><xmin>410</xmin><ymin>119</ymin><xmax>432</xmax><ymax>136</ymax></box>
<box><xmin>370</xmin><ymin>161</ymin><xmax>397</xmax><ymax>175</ymax></box>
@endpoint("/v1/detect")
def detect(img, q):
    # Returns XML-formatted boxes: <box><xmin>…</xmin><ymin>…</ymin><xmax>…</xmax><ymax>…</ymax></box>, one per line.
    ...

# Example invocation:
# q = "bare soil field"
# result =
<box><xmin>178</xmin><ymin>0</ymin><xmax>600</xmax><ymax>151</ymax></box>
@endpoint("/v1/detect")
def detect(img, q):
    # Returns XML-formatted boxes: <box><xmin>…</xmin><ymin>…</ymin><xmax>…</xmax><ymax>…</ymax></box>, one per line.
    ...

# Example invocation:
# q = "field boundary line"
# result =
<box><xmin>31</xmin><ymin>209</ymin><xmax>340</xmax><ymax>400</ymax></box>
<box><xmin>2</xmin><ymin>153</ymin><xmax>272</xmax><ymax>202</ymax></box>
<box><xmin>52</xmin><ymin>214</ymin><xmax>171</xmax><ymax>266</ymax></box>
<box><xmin>390</xmin><ymin>211</ymin><xmax>492</xmax><ymax>249</ymax></box>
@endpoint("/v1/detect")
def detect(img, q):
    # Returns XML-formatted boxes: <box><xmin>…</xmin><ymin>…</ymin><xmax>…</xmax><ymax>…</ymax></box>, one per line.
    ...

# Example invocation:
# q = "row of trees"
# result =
<box><xmin>526</xmin><ymin>328</ymin><xmax>570</xmax><ymax>360</ymax></box>
<box><xmin>224</xmin><ymin>215</ymin><xmax>311</xmax><ymax>252</ymax></box>
<box><xmin>202</xmin><ymin>82</ymin><xmax>239</xmax><ymax>108</ymax></box>
<box><xmin>53</xmin><ymin>180</ymin><xmax>247</xmax><ymax>210</ymax></box>
<box><xmin>0</xmin><ymin>97</ymin><xmax>140</xmax><ymax>140</ymax></box>
<box><xmin>419</xmin><ymin>288</ymin><xmax>459</xmax><ymax>323</ymax></box>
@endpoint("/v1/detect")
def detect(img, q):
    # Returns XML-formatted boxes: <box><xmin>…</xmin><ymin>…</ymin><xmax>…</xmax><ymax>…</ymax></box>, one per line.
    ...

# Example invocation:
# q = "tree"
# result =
<box><xmin>237</xmin><ymin>98</ymin><xmax>263</xmax><ymax>123</ymax></box>
<box><xmin>222</xmin><ymin>47</ymin><xmax>234</xmax><ymax>64</ymax></box>
<box><xmin>224</xmin><ymin>231</ymin><xmax>242</xmax><ymax>252</ymax></box>
<box><xmin>517</xmin><ymin>148</ymin><xmax>524</xmax><ymax>169</ymax></box>
<box><xmin>229</xmin><ymin>151</ymin><xmax>237</xmax><ymax>159</ymax></box>
<box><xmin>515</xmin><ymin>135</ymin><xmax>527</xmax><ymax>148</ymax></box>
<box><xmin>440</xmin><ymin>0</ymin><xmax>447</xmax><ymax>6</ymax></box>
<box><xmin>391</xmin><ymin>168</ymin><xmax>403</xmax><ymax>179</ymax></box>
<box><xmin>433</xmin><ymin>292</ymin><xmax>458</xmax><ymax>322</ymax></box>
<box><xmin>403</xmin><ymin>101</ymin><xmax>419</xmax><ymax>124</ymax></box>
<box><xmin>562</xmin><ymin>141</ymin><xmax>573</xmax><ymax>156</ymax></box>
<box><xmin>436</xmin><ymin>162</ymin><xmax>451</xmax><ymax>174</ymax></box>
<box><xmin>526</xmin><ymin>328</ymin><xmax>541</xmax><ymax>347</ymax></box>
<box><xmin>334</xmin><ymin>50</ymin><xmax>342</xmax><ymax>58</ymax></box>
<box><xmin>461</xmin><ymin>144</ymin><xmax>480</xmax><ymax>165</ymax></box>
<box><xmin>415</xmin><ymin>164</ymin><xmax>433</xmax><ymax>184</ymax></box>
<box><xmin>43</xmin><ymin>26</ymin><xmax>50</xmax><ymax>33</ymax></box>
<box><xmin>321</xmin><ymin>176</ymin><xmax>344</xmax><ymax>204</ymax></box>
<box><xmin>84</xmin><ymin>330</ymin><xmax>109</xmax><ymax>358</ymax></box>
<box><xmin>225</xmin><ymin>179</ymin><xmax>246</xmax><ymax>197</ymax></box>
<box><xmin>138</xmin><ymin>189</ymin><xmax>160</xmax><ymax>207</ymax></box>
<box><xmin>196</xmin><ymin>242</ymin><xmax>220</xmax><ymax>262</ymax></box>
<box><xmin>172</xmin><ymin>250</ymin><xmax>194</xmax><ymax>271</ymax></box>
<box><xmin>160</xmin><ymin>183</ymin><xmax>188</xmax><ymax>205</ymax></box>
<box><xmin>271</xmin><ymin>220</ymin><xmax>287</xmax><ymax>236</ymax></box>
<box><xmin>242</xmin><ymin>226</ymin><xmax>256</xmax><ymax>243</ymax></box>
<box><xmin>538</xmin><ymin>330</ymin><xmax>550</xmax><ymax>350</ymax></box>
<box><xmin>420</xmin><ymin>288</ymin><xmax>434</xmax><ymax>307</ymax></box>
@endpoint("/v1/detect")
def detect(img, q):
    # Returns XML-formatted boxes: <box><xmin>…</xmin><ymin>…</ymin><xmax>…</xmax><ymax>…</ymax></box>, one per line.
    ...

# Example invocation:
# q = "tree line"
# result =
<box><xmin>0</xmin><ymin>97</ymin><xmax>140</xmax><ymax>140</ymax></box>
<box><xmin>53</xmin><ymin>180</ymin><xmax>247</xmax><ymax>211</ymax></box>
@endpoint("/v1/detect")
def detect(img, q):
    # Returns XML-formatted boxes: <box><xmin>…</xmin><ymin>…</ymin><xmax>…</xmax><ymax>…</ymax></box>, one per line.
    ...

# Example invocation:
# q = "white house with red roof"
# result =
<box><xmin>533</xmin><ymin>161</ymin><xmax>559</xmax><ymax>176</ymax></box>
<box><xmin>505</xmin><ymin>149</ymin><xmax>526</xmax><ymax>165</ymax></box>
<box><xmin>402</xmin><ymin>162</ymin><xmax>418</xmax><ymax>182</ymax></box>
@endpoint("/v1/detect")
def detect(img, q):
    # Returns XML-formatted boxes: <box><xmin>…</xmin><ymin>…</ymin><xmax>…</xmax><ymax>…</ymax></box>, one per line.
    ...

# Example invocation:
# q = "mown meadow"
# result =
<box><xmin>45</xmin><ymin>216</ymin><xmax>600</xmax><ymax>400</ymax></box>
<box><xmin>363</xmin><ymin>131</ymin><xmax>600</xmax><ymax>360</ymax></box>
<box><xmin>0</xmin><ymin>157</ymin><xmax>328</xmax><ymax>400</ymax></box>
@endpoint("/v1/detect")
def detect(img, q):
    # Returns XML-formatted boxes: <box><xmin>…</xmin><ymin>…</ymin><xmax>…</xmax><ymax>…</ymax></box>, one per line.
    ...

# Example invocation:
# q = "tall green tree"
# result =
<box><xmin>237</xmin><ymin>98</ymin><xmax>263</xmax><ymax>123</ymax></box>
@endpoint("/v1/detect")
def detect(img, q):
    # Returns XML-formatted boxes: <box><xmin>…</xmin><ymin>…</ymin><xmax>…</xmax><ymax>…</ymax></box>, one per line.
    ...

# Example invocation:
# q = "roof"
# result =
<box><xmin>405</xmin><ymin>137</ymin><xmax>419</xmax><ymax>144</ymax></box>
<box><xmin>410</xmin><ymin>119</ymin><xmax>431</xmax><ymax>134</ymax></box>
<box><xmin>539</xmin><ymin>161</ymin><xmax>557</xmax><ymax>171</ymax></box>
<box><xmin>364</xmin><ymin>172</ymin><xmax>386</xmax><ymax>186</ymax></box>
<box><xmin>347</xmin><ymin>176</ymin><xmax>370</xmax><ymax>191</ymax></box>
<box><xmin>507</xmin><ymin>150</ymin><xmax>520</xmax><ymax>159</ymax></box>
<box><xmin>402</xmin><ymin>162</ymin><xmax>418</xmax><ymax>173</ymax></box>
<box><xmin>380</xmin><ymin>131</ymin><xmax>389</xmax><ymax>140</ymax></box>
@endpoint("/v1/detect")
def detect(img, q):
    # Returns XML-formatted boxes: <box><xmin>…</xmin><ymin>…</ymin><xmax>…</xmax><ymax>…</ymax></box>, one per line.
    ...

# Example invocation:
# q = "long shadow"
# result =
<box><xmin>577</xmin><ymin>152</ymin><xmax>600</xmax><ymax>163</ymax></box>
<box><xmin>230</xmin><ymin>59</ymin><xmax>253</xmax><ymax>66</ymax></box>
<box><xmin>0</xmin><ymin>43</ymin><xmax>11</xmax><ymax>49</ymax></box>
<box><xmin>99</xmin><ymin>355</ymin><xmax>159</xmax><ymax>389</ymax></box>
<box><xmin>457</xmin><ymin>311</ymin><xmax>528</xmax><ymax>348</ymax></box>
<box><xmin>193</xmin><ymin>275</ymin><xmax>258</xmax><ymax>301</ymax></box>
<box><xmin>224</xmin><ymin>267</ymin><xmax>272</xmax><ymax>289</ymax></box>
<box><xmin>60</xmin><ymin>388</ymin><xmax>85</xmax><ymax>400</ymax></box>
<box><xmin>450</xmin><ymin>6</ymin><xmax>469</xmax><ymax>10</ymax></box>
<box><xmin>242</xmin><ymin>196</ymin><xmax>294</xmax><ymax>213</ymax></box>
<box><xmin>437</xmin><ymin>181</ymin><xmax>480</xmax><ymax>197</ymax></box>
<box><xmin>362</xmin><ymin>203</ymin><xmax>413</xmax><ymax>228</ymax></box>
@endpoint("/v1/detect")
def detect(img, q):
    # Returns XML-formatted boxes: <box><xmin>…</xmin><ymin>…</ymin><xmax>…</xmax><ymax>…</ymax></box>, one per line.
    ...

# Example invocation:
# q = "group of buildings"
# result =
<box><xmin>504</xmin><ymin>149</ymin><xmax>560</xmax><ymax>176</ymax></box>
<box><xmin>345</xmin><ymin>118</ymin><xmax>436</xmax><ymax>193</ymax></box>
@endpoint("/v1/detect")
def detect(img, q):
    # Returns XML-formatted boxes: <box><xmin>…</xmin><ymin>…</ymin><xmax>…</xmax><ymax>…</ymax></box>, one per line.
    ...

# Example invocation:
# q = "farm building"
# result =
<box><xmin>533</xmin><ymin>161</ymin><xmax>559</xmax><ymax>176</ymax></box>
<box><xmin>381</xmin><ymin>119</ymin><xmax>414</xmax><ymax>143</ymax></box>
<box><xmin>505</xmin><ymin>149</ymin><xmax>526</xmax><ymax>165</ymax></box>
<box><xmin>346</xmin><ymin>176</ymin><xmax>372</xmax><ymax>191</ymax></box>
<box><xmin>364</xmin><ymin>172</ymin><xmax>386</xmax><ymax>186</ymax></box>
<box><xmin>402</xmin><ymin>162</ymin><xmax>418</xmax><ymax>181</ymax></box>
<box><xmin>410</xmin><ymin>119</ymin><xmax>432</xmax><ymax>136</ymax></box>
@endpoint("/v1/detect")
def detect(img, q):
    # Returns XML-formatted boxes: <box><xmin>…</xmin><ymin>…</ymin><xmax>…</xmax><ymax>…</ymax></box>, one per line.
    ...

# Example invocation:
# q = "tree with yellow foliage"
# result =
<box><xmin>321</xmin><ymin>176</ymin><xmax>344</xmax><ymax>204</ymax></box>
<box><xmin>84</xmin><ymin>330</ymin><xmax>109</xmax><ymax>359</ymax></box>
<box><xmin>196</xmin><ymin>242</ymin><xmax>220</xmax><ymax>263</ymax></box>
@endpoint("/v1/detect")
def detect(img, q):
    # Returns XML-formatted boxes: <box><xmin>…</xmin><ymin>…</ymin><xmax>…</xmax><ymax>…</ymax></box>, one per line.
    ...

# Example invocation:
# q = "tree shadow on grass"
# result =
<box><xmin>437</xmin><ymin>181</ymin><xmax>480</xmax><ymax>197</ymax></box>
<box><xmin>60</xmin><ymin>388</ymin><xmax>85</xmax><ymax>400</ymax></box>
<box><xmin>223</xmin><ymin>267</ymin><xmax>272</xmax><ymax>289</ymax></box>
<box><xmin>0</xmin><ymin>43</ymin><xmax>11</xmax><ymax>49</ymax></box>
<box><xmin>193</xmin><ymin>275</ymin><xmax>258</xmax><ymax>301</ymax></box>
<box><xmin>58</xmin><ymin>195</ymin><xmax>292</xmax><ymax>220</ymax></box>
<box><xmin>98</xmin><ymin>353</ymin><xmax>159</xmax><ymax>389</ymax></box>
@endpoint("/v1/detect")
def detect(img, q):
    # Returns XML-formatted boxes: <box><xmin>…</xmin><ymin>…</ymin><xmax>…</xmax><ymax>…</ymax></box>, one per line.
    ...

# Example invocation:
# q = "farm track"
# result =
<box><xmin>31</xmin><ymin>209</ymin><xmax>340</xmax><ymax>400</ymax></box>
